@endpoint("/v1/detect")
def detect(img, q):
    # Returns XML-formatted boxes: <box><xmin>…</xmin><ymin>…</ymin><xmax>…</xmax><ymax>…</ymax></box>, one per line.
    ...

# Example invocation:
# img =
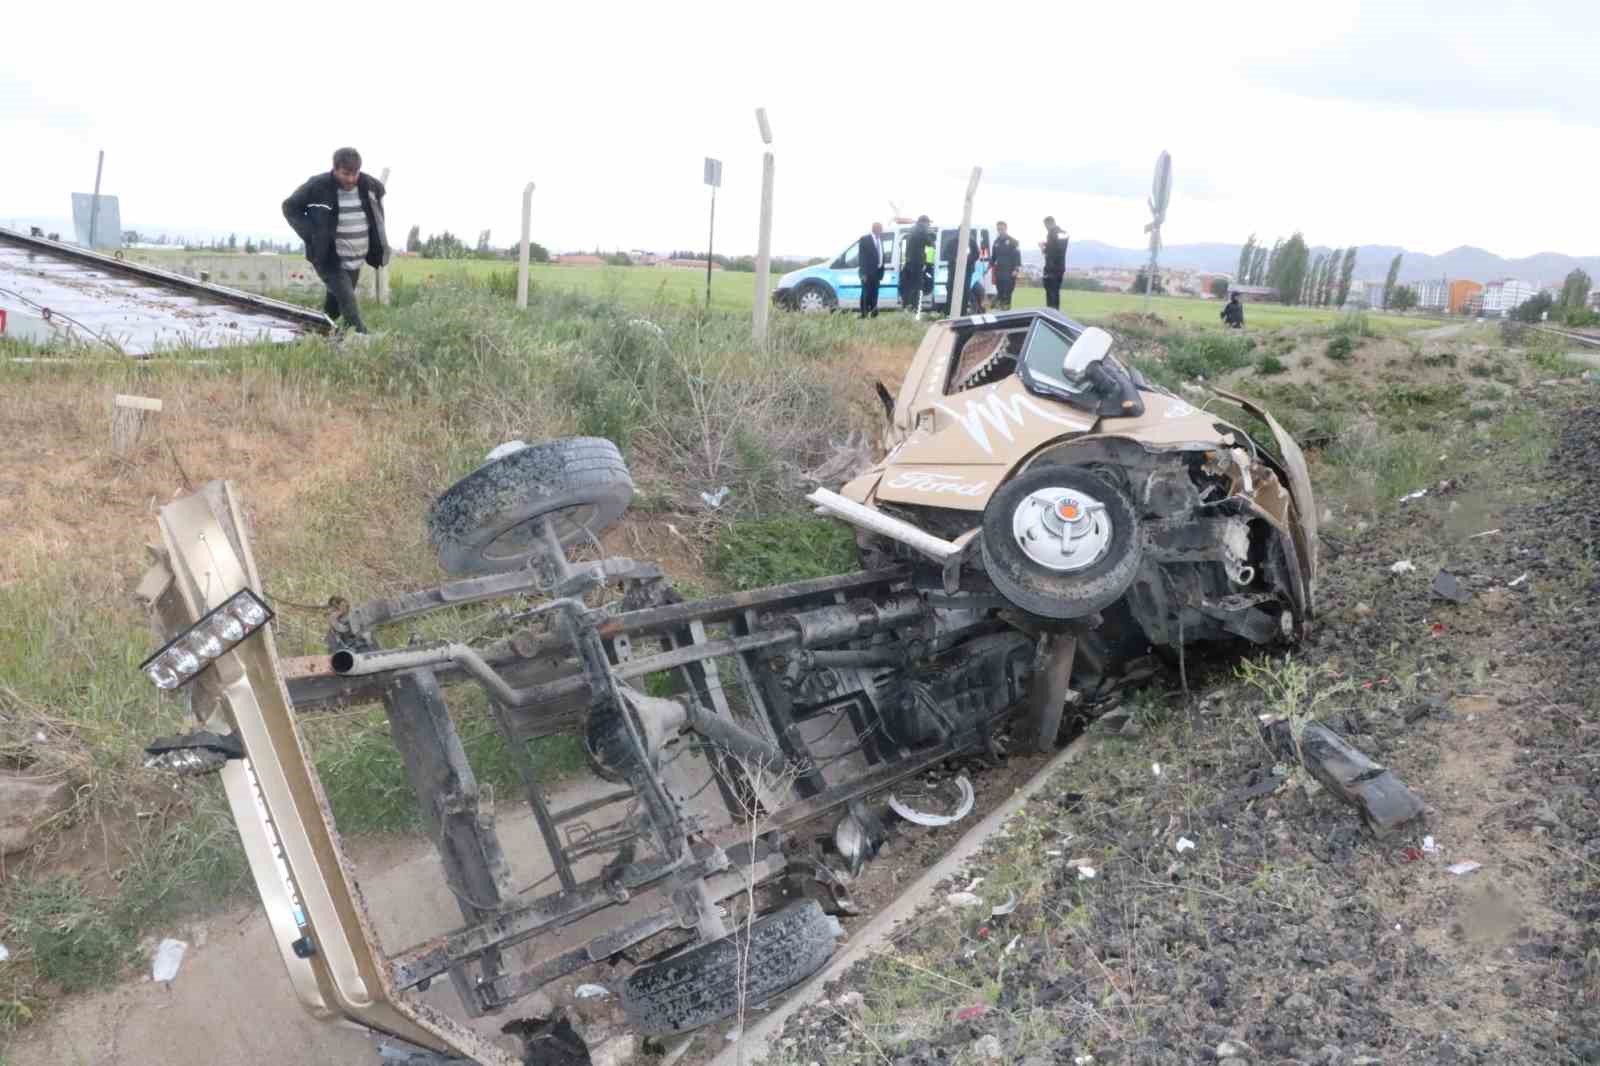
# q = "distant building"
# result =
<box><xmin>1480</xmin><ymin>279</ymin><xmax>1538</xmax><ymax>316</ymax></box>
<box><xmin>1587</xmin><ymin>289</ymin><xmax>1600</xmax><ymax>311</ymax></box>
<box><xmin>1416</xmin><ymin>278</ymin><xmax>1450</xmax><ymax>311</ymax></box>
<box><xmin>553</xmin><ymin>254</ymin><xmax>607</xmax><ymax>266</ymax></box>
<box><xmin>1228</xmin><ymin>284</ymin><xmax>1279</xmax><ymax>302</ymax></box>
<box><xmin>1449</xmin><ymin>279</ymin><xmax>1483</xmax><ymax>315</ymax></box>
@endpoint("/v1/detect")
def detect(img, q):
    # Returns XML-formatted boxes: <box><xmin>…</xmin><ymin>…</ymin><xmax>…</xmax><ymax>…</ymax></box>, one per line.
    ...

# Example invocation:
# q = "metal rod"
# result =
<box><xmin>517</xmin><ymin>181</ymin><xmax>535</xmax><ymax>309</ymax></box>
<box><xmin>706</xmin><ymin>186</ymin><xmax>716</xmax><ymax>309</ymax></box>
<box><xmin>753</xmin><ymin>107</ymin><xmax>775</xmax><ymax>344</ymax></box>
<box><xmin>88</xmin><ymin>150</ymin><xmax>104</xmax><ymax>249</ymax></box>
<box><xmin>950</xmin><ymin>166</ymin><xmax>981</xmax><ymax>316</ymax></box>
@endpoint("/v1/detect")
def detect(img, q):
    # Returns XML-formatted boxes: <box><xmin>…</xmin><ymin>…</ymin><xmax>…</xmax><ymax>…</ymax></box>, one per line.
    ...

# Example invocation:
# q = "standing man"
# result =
<box><xmin>990</xmin><ymin>221</ymin><xmax>1021</xmax><ymax>310</ymax></box>
<box><xmin>1040</xmin><ymin>216</ymin><xmax>1068</xmax><ymax>310</ymax></box>
<box><xmin>857</xmin><ymin>222</ymin><xmax>885</xmax><ymax>319</ymax></box>
<box><xmin>900</xmin><ymin>215</ymin><xmax>934</xmax><ymax>316</ymax></box>
<box><xmin>282</xmin><ymin>147</ymin><xmax>390</xmax><ymax>335</ymax></box>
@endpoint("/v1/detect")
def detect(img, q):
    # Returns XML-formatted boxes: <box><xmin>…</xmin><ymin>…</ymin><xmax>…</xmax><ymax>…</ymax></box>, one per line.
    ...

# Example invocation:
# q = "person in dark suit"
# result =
<box><xmin>857</xmin><ymin>222</ymin><xmax>885</xmax><ymax>318</ymax></box>
<box><xmin>900</xmin><ymin>216</ymin><xmax>934</xmax><ymax>315</ymax></box>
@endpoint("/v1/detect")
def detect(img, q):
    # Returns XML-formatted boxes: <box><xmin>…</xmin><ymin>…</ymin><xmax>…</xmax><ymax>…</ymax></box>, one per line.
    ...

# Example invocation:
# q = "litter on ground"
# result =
<box><xmin>1176</xmin><ymin>836</ymin><xmax>1197</xmax><ymax>853</ymax></box>
<box><xmin>889</xmin><ymin>776</ymin><xmax>975</xmax><ymax>827</ymax></box>
<box><xmin>151</xmin><ymin>938</ymin><xmax>188</xmax><ymax>983</ymax></box>
<box><xmin>574</xmin><ymin>983</ymin><xmax>610</xmax><ymax>999</ymax></box>
<box><xmin>1390</xmin><ymin>559</ymin><xmax>1416</xmax><ymax>574</ymax></box>
<box><xmin>1447</xmin><ymin>861</ymin><xmax>1483</xmax><ymax>877</ymax></box>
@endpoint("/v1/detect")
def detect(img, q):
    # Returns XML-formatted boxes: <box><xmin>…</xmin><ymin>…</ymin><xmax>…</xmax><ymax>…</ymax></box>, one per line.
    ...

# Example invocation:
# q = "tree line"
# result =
<box><xmin>1511</xmin><ymin>268</ymin><xmax>1593</xmax><ymax>325</ymax></box>
<box><xmin>1234</xmin><ymin>234</ymin><xmax>1370</xmax><ymax>307</ymax></box>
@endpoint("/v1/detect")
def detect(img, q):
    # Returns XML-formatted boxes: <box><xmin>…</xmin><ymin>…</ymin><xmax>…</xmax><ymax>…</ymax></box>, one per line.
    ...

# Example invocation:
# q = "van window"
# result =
<box><xmin>833</xmin><ymin>242</ymin><xmax>860</xmax><ymax>270</ymax></box>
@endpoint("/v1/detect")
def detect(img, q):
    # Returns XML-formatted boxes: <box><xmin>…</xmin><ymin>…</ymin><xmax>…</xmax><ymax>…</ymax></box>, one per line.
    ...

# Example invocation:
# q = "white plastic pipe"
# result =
<box><xmin>517</xmin><ymin>181</ymin><xmax>536</xmax><ymax>309</ymax></box>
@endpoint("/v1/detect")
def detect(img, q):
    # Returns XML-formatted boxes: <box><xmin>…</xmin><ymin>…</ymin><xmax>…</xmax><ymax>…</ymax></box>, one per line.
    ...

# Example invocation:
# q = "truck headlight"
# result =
<box><xmin>139</xmin><ymin>588</ymin><xmax>275</xmax><ymax>689</ymax></box>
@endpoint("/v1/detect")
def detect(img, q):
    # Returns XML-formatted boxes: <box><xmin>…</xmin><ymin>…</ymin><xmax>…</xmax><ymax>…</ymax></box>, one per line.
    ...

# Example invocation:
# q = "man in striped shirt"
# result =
<box><xmin>283</xmin><ymin>147</ymin><xmax>390</xmax><ymax>335</ymax></box>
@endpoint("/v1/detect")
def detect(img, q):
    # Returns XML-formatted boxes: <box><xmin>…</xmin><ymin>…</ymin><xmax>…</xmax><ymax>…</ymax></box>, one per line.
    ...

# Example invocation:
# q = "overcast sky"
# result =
<box><xmin>5</xmin><ymin>0</ymin><xmax>1598</xmax><ymax>259</ymax></box>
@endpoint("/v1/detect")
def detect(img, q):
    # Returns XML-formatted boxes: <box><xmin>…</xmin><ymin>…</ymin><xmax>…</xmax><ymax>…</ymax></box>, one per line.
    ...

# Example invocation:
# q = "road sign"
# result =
<box><xmin>704</xmin><ymin>157</ymin><xmax>723</xmax><ymax>188</ymax></box>
<box><xmin>1150</xmin><ymin>151</ymin><xmax>1172</xmax><ymax>225</ymax></box>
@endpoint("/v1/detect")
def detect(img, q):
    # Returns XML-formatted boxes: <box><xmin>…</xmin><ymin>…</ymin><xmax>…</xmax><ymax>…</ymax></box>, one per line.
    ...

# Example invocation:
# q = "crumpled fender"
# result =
<box><xmin>1211</xmin><ymin>387</ymin><xmax>1318</xmax><ymax>608</ymax></box>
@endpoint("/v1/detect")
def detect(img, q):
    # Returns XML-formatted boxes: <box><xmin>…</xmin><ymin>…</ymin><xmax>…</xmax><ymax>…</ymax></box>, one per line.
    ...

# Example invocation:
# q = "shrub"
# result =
<box><xmin>1257</xmin><ymin>353</ymin><xmax>1287</xmax><ymax>375</ymax></box>
<box><xmin>1326</xmin><ymin>334</ymin><xmax>1356</xmax><ymax>362</ymax></box>
<box><xmin>1163</xmin><ymin>332</ymin><xmax>1255</xmax><ymax>379</ymax></box>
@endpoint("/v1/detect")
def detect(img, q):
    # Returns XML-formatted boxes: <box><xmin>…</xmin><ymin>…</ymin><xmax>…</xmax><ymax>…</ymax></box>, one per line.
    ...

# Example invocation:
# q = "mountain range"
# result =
<box><xmin>1033</xmin><ymin>240</ymin><xmax>1600</xmax><ymax>286</ymax></box>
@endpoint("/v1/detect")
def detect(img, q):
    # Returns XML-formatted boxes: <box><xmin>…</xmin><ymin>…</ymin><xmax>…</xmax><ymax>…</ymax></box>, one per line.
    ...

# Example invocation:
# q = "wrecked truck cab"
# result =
<box><xmin>130</xmin><ymin>310</ymin><xmax>1317</xmax><ymax>1064</ymax></box>
<box><xmin>818</xmin><ymin>307</ymin><xmax>1316</xmax><ymax>698</ymax></box>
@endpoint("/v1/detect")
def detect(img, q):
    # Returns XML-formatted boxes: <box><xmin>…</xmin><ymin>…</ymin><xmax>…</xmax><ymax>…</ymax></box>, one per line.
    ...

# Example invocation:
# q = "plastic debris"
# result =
<box><xmin>1175</xmin><ymin>836</ymin><xmax>1197</xmax><ymax>853</ymax></box>
<box><xmin>946</xmin><ymin>891</ymin><xmax>983</xmax><ymax>908</ymax></box>
<box><xmin>1509</xmin><ymin>572</ymin><xmax>1530</xmax><ymax>588</ymax></box>
<box><xmin>1390</xmin><ymin>559</ymin><xmax>1416</xmax><ymax>574</ymax></box>
<box><xmin>151</xmin><ymin>938</ymin><xmax>187</xmax><ymax>983</ymax></box>
<box><xmin>1446</xmin><ymin>861</ymin><xmax>1482</xmax><ymax>877</ymax></box>
<box><xmin>1076</xmin><ymin>865</ymin><xmax>1098</xmax><ymax>881</ymax></box>
<box><xmin>1399</xmin><ymin>488</ymin><xmax>1428</xmax><ymax>503</ymax></box>
<box><xmin>888</xmin><ymin>775</ymin><xmax>975</xmax><ymax>828</ymax></box>
<box><xmin>485</xmin><ymin>440</ymin><xmax>529</xmax><ymax>462</ymax></box>
<box><xmin>1152</xmin><ymin>762</ymin><xmax>1162</xmax><ymax>777</ymax></box>
<box><xmin>990</xmin><ymin>890</ymin><xmax>1019</xmax><ymax>917</ymax></box>
<box><xmin>1004</xmin><ymin>934</ymin><xmax>1022</xmax><ymax>956</ymax></box>
<box><xmin>0</xmin><ymin>943</ymin><xmax>8</xmax><ymax>962</ymax></box>
<box><xmin>628</xmin><ymin>318</ymin><xmax>666</xmax><ymax>337</ymax></box>
<box><xmin>1470</xmin><ymin>529</ymin><xmax>1502</xmax><ymax>539</ymax></box>
<box><xmin>574</xmin><ymin>983</ymin><xmax>611</xmax><ymax>999</ymax></box>
<box><xmin>1431</xmin><ymin>570</ymin><xmax>1471</xmax><ymax>604</ymax></box>
<box><xmin>962</xmin><ymin>876</ymin><xmax>984</xmax><ymax>892</ymax></box>
<box><xmin>699</xmin><ymin>485</ymin><xmax>731</xmax><ymax>509</ymax></box>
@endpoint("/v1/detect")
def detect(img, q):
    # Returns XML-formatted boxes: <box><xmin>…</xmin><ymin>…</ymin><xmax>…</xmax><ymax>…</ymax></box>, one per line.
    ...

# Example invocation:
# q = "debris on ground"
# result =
<box><xmin>1175</xmin><ymin>836</ymin><xmax>1197</xmax><ymax>853</ymax></box>
<box><xmin>888</xmin><ymin>776</ymin><xmax>975</xmax><ymax>827</ymax></box>
<box><xmin>989</xmin><ymin>891</ymin><xmax>1019</xmax><ymax>917</ymax></box>
<box><xmin>574</xmin><ymin>983</ymin><xmax>610</xmax><ymax>999</ymax></box>
<box><xmin>698</xmin><ymin>485</ymin><xmax>731</xmax><ymax>509</ymax></box>
<box><xmin>151</xmin><ymin>938</ymin><xmax>188</xmax><ymax>983</ymax></box>
<box><xmin>1447</xmin><ymin>861</ymin><xmax>1483</xmax><ymax>877</ymax></box>
<box><xmin>1509</xmin><ymin>572</ymin><xmax>1530</xmax><ymax>587</ymax></box>
<box><xmin>1389</xmin><ymin>559</ymin><xmax>1416</xmax><ymax>574</ymax></box>
<box><xmin>0</xmin><ymin>943</ymin><xmax>9</xmax><ymax>962</ymax></box>
<box><xmin>0</xmin><ymin>770</ymin><xmax>74</xmax><ymax>857</ymax></box>
<box><xmin>1261</xmin><ymin>717</ymin><xmax>1425</xmax><ymax>836</ymax></box>
<box><xmin>1431</xmin><ymin>569</ymin><xmax>1471</xmax><ymax>604</ymax></box>
<box><xmin>946</xmin><ymin>891</ymin><xmax>983</xmax><ymax>908</ymax></box>
<box><xmin>1399</xmin><ymin>488</ymin><xmax>1429</xmax><ymax>503</ymax></box>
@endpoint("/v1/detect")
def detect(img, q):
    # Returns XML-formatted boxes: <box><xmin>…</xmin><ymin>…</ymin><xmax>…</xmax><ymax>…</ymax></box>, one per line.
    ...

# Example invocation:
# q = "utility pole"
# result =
<box><xmin>376</xmin><ymin>167</ymin><xmax>392</xmax><ymax>304</ymax></box>
<box><xmin>752</xmin><ymin>108</ymin><xmax>775</xmax><ymax>345</ymax></box>
<box><xmin>950</xmin><ymin>167</ymin><xmax>982</xmax><ymax>318</ymax></box>
<box><xmin>517</xmin><ymin>181</ymin><xmax>536</xmax><ymax>309</ymax></box>
<box><xmin>703</xmin><ymin>157</ymin><xmax>722</xmax><ymax>310</ymax></box>
<box><xmin>88</xmin><ymin>150</ymin><xmax>105</xmax><ymax>249</ymax></box>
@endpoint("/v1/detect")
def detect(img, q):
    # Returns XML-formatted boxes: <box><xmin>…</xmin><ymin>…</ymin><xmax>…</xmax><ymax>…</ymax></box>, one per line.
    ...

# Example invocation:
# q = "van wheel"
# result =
<box><xmin>620</xmin><ymin>900</ymin><xmax>836</xmax><ymax>1035</ymax></box>
<box><xmin>795</xmin><ymin>282</ymin><xmax>835</xmax><ymax>314</ymax></box>
<box><xmin>980</xmin><ymin>465</ymin><xmax>1141</xmax><ymax>620</ymax></box>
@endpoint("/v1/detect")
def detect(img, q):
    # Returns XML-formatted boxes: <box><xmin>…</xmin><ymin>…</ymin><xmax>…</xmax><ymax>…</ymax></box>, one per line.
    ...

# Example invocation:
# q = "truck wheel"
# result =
<box><xmin>427</xmin><ymin>437</ymin><xmax>633</xmax><ymax>576</ymax></box>
<box><xmin>980</xmin><ymin>465</ymin><xmax>1141</xmax><ymax>620</ymax></box>
<box><xmin>620</xmin><ymin>900</ymin><xmax>836</xmax><ymax>1035</ymax></box>
<box><xmin>794</xmin><ymin>282</ymin><xmax>835</xmax><ymax>314</ymax></box>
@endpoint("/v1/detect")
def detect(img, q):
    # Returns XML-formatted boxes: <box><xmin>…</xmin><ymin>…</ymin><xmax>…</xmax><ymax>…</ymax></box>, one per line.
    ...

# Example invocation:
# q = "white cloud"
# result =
<box><xmin>2</xmin><ymin>0</ymin><xmax>1596</xmax><ymax>261</ymax></box>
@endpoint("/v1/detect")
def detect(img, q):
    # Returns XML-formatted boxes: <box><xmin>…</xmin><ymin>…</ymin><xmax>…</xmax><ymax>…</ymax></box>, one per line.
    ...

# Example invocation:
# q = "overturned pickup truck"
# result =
<box><xmin>135</xmin><ymin>307</ymin><xmax>1315</xmax><ymax>1064</ymax></box>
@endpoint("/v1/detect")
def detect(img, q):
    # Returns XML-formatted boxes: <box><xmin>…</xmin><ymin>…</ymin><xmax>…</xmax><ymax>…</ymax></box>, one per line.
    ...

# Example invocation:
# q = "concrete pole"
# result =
<box><xmin>88</xmin><ymin>150</ymin><xmax>105</xmax><ymax>249</ymax></box>
<box><xmin>517</xmin><ymin>181</ymin><xmax>536</xmax><ymax>309</ymax></box>
<box><xmin>376</xmin><ymin>167</ymin><xmax>392</xmax><ymax>305</ymax></box>
<box><xmin>752</xmin><ymin>108</ymin><xmax>775</xmax><ymax>345</ymax></box>
<box><xmin>950</xmin><ymin>166</ymin><xmax>982</xmax><ymax>318</ymax></box>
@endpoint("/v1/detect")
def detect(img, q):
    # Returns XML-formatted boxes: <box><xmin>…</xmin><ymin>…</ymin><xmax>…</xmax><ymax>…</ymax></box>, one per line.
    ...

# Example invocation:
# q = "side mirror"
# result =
<box><xmin>1062</xmin><ymin>327</ymin><xmax>1113</xmax><ymax>380</ymax></box>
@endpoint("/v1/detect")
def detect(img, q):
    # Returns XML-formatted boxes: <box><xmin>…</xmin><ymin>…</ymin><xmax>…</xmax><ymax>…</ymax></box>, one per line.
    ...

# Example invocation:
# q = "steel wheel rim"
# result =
<box><xmin>1011</xmin><ymin>488</ymin><xmax>1112</xmax><ymax>572</ymax></box>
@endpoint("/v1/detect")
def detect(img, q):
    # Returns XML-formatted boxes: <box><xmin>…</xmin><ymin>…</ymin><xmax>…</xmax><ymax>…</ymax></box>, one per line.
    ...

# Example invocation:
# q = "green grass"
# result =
<box><xmin>711</xmin><ymin>516</ymin><xmax>860</xmax><ymax>591</ymax></box>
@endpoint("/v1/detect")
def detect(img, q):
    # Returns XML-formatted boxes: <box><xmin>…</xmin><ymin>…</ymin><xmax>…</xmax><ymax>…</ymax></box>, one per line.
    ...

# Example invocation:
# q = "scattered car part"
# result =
<box><xmin>1261</xmin><ymin>717</ymin><xmax>1425</xmax><ymax>837</ymax></box>
<box><xmin>989</xmin><ymin>890</ymin><xmax>1019</xmax><ymax>917</ymax></box>
<box><xmin>887</xmin><ymin>775</ymin><xmax>976</xmax><ymax>828</ymax></box>
<box><xmin>1432</xmin><ymin>570</ymin><xmax>1471</xmax><ymax>604</ymax></box>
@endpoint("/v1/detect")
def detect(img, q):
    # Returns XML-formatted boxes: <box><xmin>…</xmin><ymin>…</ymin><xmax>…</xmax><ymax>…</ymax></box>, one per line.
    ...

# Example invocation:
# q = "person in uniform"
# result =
<box><xmin>901</xmin><ymin>216</ymin><xmax>934</xmax><ymax>316</ymax></box>
<box><xmin>989</xmin><ymin>221</ymin><xmax>1021</xmax><ymax>310</ymax></box>
<box><xmin>1039</xmin><ymin>216</ymin><xmax>1068</xmax><ymax>310</ymax></box>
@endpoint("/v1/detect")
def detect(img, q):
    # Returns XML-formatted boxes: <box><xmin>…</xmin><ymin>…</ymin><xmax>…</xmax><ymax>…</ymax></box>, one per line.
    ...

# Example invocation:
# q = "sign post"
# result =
<box><xmin>517</xmin><ymin>181</ymin><xmax>536</xmax><ymax>309</ymax></box>
<box><xmin>1143</xmin><ymin>150</ymin><xmax>1172</xmax><ymax>312</ymax></box>
<box><xmin>88</xmin><ymin>150</ymin><xmax>105</xmax><ymax>250</ymax></box>
<box><xmin>752</xmin><ymin>109</ymin><xmax>775</xmax><ymax>345</ymax></box>
<box><xmin>704</xmin><ymin>157</ymin><xmax>722</xmax><ymax>310</ymax></box>
<box><xmin>950</xmin><ymin>166</ymin><xmax>982</xmax><ymax>318</ymax></box>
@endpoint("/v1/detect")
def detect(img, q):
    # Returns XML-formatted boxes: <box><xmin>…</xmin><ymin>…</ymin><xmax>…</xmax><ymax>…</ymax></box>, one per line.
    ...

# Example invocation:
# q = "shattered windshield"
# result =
<box><xmin>1020</xmin><ymin>318</ymin><xmax>1084</xmax><ymax>393</ymax></box>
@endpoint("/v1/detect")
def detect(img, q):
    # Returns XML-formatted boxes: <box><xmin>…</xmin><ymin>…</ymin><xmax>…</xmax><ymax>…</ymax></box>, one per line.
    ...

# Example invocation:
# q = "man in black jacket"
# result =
<box><xmin>989</xmin><ymin>221</ymin><xmax>1021</xmax><ymax>310</ymax></box>
<box><xmin>900</xmin><ymin>216</ymin><xmax>934</xmax><ymax>316</ymax></box>
<box><xmin>282</xmin><ymin>147</ymin><xmax>390</xmax><ymax>334</ymax></box>
<box><xmin>1220</xmin><ymin>292</ymin><xmax>1245</xmax><ymax>328</ymax></box>
<box><xmin>1039</xmin><ymin>216</ymin><xmax>1068</xmax><ymax>310</ymax></box>
<box><xmin>857</xmin><ymin>222</ymin><xmax>885</xmax><ymax>318</ymax></box>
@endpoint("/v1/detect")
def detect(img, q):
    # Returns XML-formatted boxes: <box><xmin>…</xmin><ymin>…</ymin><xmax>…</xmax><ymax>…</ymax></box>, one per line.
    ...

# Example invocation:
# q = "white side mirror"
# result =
<box><xmin>1063</xmin><ymin>327</ymin><xmax>1113</xmax><ymax>380</ymax></box>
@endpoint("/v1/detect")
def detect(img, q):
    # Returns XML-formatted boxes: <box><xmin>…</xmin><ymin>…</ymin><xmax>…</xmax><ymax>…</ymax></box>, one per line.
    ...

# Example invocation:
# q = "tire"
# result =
<box><xmin>794</xmin><ymin>282</ymin><xmax>835</xmax><ymax>314</ymax></box>
<box><xmin>427</xmin><ymin>437</ymin><xmax>633</xmax><ymax>576</ymax></box>
<box><xmin>979</xmin><ymin>464</ymin><xmax>1141</xmax><ymax>621</ymax></box>
<box><xmin>620</xmin><ymin>900</ymin><xmax>836</xmax><ymax>1035</ymax></box>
